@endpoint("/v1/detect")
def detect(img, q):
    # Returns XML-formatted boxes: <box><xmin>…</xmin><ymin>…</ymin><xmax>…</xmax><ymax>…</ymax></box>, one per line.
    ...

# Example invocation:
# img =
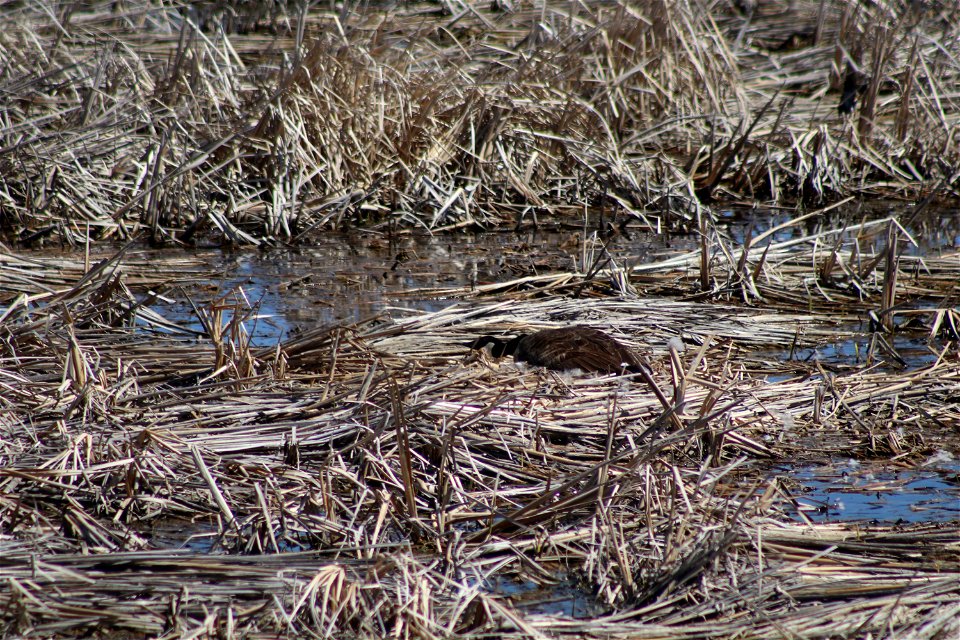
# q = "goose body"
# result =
<box><xmin>469</xmin><ymin>326</ymin><xmax>645</xmax><ymax>374</ymax></box>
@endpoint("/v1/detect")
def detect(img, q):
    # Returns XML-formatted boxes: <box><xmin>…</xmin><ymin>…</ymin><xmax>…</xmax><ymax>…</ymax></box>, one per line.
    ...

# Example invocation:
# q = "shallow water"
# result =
<box><xmin>148</xmin><ymin>227</ymin><xmax>680</xmax><ymax>347</ymax></box>
<box><xmin>485</xmin><ymin>573</ymin><xmax>605</xmax><ymax>618</ymax></box>
<box><xmin>134</xmin><ymin>213</ymin><xmax>959</xmax><ymax>528</ymax></box>
<box><xmin>782</xmin><ymin>456</ymin><xmax>960</xmax><ymax>524</ymax></box>
<box><xmin>759</xmin><ymin>320</ymin><xmax>946</xmax><ymax>378</ymax></box>
<box><xmin>147</xmin><ymin>206</ymin><xmax>959</xmax><ymax>347</ymax></box>
<box><xmin>722</xmin><ymin>205</ymin><xmax>960</xmax><ymax>256</ymax></box>
<box><xmin>148</xmin><ymin>520</ymin><xmax>220</xmax><ymax>553</ymax></box>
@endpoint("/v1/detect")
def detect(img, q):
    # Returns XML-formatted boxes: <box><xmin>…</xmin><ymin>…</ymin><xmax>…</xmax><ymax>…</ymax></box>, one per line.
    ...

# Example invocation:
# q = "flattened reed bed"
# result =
<box><xmin>410</xmin><ymin>212</ymin><xmax>960</xmax><ymax>316</ymax></box>
<box><xmin>2</xmin><ymin>0</ymin><xmax>958</xmax><ymax>246</ymax></box>
<box><xmin>3</xmin><ymin>531</ymin><xmax>953</xmax><ymax>639</ymax></box>
<box><xmin>2</xmin><ymin>240</ymin><xmax>958</xmax><ymax>637</ymax></box>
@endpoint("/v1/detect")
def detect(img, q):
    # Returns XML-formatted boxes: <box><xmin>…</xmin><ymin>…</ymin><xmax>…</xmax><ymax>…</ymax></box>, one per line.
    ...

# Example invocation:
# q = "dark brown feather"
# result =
<box><xmin>469</xmin><ymin>326</ymin><xmax>680</xmax><ymax>427</ymax></box>
<box><xmin>470</xmin><ymin>326</ymin><xmax>645</xmax><ymax>374</ymax></box>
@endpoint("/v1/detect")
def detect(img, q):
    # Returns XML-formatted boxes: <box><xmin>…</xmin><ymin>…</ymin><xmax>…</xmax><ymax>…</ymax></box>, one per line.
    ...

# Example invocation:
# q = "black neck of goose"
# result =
<box><xmin>501</xmin><ymin>336</ymin><xmax>523</xmax><ymax>358</ymax></box>
<box><xmin>472</xmin><ymin>335</ymin><xmax>524</xmax><ymax>358</ymax></box>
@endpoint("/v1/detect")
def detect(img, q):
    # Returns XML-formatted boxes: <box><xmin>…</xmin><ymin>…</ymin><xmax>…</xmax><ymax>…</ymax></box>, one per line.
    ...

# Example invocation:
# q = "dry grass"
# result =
<box><xmin>2</xmin><ymin>214</ymin><xmax>958</xmax><ymax>638</ymax></box>
<box><xmin>1</xmin><ymin>0</ymin><xmax>958</xmax><ymax>246</ymax></box>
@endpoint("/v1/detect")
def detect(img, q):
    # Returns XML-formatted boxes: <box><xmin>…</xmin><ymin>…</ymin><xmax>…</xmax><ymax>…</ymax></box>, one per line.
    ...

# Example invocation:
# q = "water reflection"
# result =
<box><xmin>484</xmin><ymin>573</ymin><xmax>606</xmax><ymax>618</ymax></box>
<box><xmin>721</xmin><ymin>205</ymin><xmax>960</xmax><ymax>256</ymax></box>
<box><xmin>141</xmin><ymin>207</ymin><xmax>958</xmax><ymax>355</ymax></box>
<box><xmin>762</xmin><ymin>322</ymin><xmax>945</xmax><ymax>374</ymax></box>
<box><xmin>147</xmin><ymin>228</ymin><xmax>676</xmax><ymax>347</ymax></box>
<box><xmin>784</xmin><ymin>456</ymin><xmax>960</xmax><ymax>524</ymax></box>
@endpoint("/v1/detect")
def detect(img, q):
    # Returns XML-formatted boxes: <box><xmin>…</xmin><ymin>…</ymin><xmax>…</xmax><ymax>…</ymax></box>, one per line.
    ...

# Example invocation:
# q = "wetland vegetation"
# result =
<box><xmin>1</xmin><ymin>0</ymin><xmax>958</xmax><ymax>638</ymax></box>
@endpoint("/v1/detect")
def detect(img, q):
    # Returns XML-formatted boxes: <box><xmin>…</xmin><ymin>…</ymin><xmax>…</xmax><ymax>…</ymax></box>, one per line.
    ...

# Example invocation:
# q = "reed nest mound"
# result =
<box><xmin>1</xmin><ymin>214</ymin><xmax>958</xmax><ymax>638</ymax></box>
<box><xmin>1</xmin><ymin>0</ymin><xmax>958</xmax><ymax>247</ymax></box>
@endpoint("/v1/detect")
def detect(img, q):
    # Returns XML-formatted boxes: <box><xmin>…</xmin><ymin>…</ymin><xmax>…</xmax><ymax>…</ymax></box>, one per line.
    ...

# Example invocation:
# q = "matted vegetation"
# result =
<box><xmin>1</xmin><ymin>0</ymin><xmax>957</xmax><ymax>635</ymax></box>
<box><xmin>1</xmin><ymin>212</ymin><xmax>958</xmax><ymax>638</ymax></box>
<box><xmin>1</xmin><ymin>0</ymin><xmax>958</xmax><ymax>246</ymax></box>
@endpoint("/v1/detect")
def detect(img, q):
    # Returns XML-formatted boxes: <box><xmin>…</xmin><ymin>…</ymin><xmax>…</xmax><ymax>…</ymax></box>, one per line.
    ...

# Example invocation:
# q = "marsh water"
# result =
<box><xmin>154</xmin><ymin>208</ymin><xmax>959</xmax><ymax>347</ymax></box>
<box><xmin>117</xmin><ymin>209</ymin><xmax>958</xmax><ymax>614</ymax></box>
<box><xmin>134</xmin><ymin>209</ymin><xmax>960</xmax><ymax>532</ymax></box>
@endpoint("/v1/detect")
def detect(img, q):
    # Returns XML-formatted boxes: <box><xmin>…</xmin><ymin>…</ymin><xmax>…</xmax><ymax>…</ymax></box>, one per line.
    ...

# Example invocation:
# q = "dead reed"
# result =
<box><xmin>2</xmin><ymin>214</ymin><xmax>958</xmax><ymax>637</ymax></box>
<box><xmin>1</xmin><ymin>0</ymin><xmax>958</xmax><ymax>246</ymax></box>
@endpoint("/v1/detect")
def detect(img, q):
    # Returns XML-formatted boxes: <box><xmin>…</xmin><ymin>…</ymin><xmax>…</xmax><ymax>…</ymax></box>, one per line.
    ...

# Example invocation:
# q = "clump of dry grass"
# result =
<box><xmin>1</xmin><ymin>0</ymin><xmax>957</xmax><ymax>246</ymax></box>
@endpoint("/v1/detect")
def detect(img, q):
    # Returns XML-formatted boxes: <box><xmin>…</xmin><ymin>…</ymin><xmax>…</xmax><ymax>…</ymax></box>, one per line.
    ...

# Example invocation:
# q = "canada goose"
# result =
<box><xmin>468</xmin><ymin>326</ymin><xmax>645</xmax><ymax>374</ymax></box>
<box><xmin>468</xmin><ymin>325</ymin><xmax>681</xmax><ymax>430</ymax></box>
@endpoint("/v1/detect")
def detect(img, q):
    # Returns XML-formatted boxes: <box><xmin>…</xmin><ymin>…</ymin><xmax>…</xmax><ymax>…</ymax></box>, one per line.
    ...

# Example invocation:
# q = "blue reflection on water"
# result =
<box><xmin>784</xmin><ymin>457</ymin><xmax>960</xmax><ymax>523</ymax></box>
<box><xmin>483</xmin><ymin>573</ymin><xmax>606</xmax><ymax>618</ymax></box>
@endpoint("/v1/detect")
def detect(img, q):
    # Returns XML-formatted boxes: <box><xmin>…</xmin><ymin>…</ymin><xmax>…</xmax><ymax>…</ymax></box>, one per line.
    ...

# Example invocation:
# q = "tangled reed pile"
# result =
<box><xmin>1</xmin><ymin>0</ymin><xmax>958</xmax><ymax>246</ymax></box>
<box><xmin>1</xmin><ymin>0</ymin><xmax>957</xmax><ymax>636</ymax></box>
<box><xmin>1</xmin><ymin>211</ymin><xmax>958</xmax><ymax>638</ymax></box>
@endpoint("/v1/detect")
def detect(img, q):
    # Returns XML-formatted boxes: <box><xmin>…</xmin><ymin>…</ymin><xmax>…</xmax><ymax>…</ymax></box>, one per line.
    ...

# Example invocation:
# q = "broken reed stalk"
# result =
<box><xmin>391</xmin><ymin>377</ymin><xmax>420</xmax><ymax>538</ymax></box>
<box><xmin>669</xmin><ymin>339</ymin><xmax>686</xmax><ymax>407</ymax></box>
<box><xmin>699</xmin><ymin>210</ymin><xmax>711</xmax><ymax>293</ymax></box>
<box><xmin>895</xmin><ymin>36</ymin><xmax>919</xmax><ymax>142</ymax></box>
<box><xmin>191</xmin><ymin>445</ymin><xmax>238</xmax><ymax>535</ymax></box>
<box><xmin>857</xmin><ymin>25</ymin><xmax>892</xmax><ymax>140</ymax></box>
